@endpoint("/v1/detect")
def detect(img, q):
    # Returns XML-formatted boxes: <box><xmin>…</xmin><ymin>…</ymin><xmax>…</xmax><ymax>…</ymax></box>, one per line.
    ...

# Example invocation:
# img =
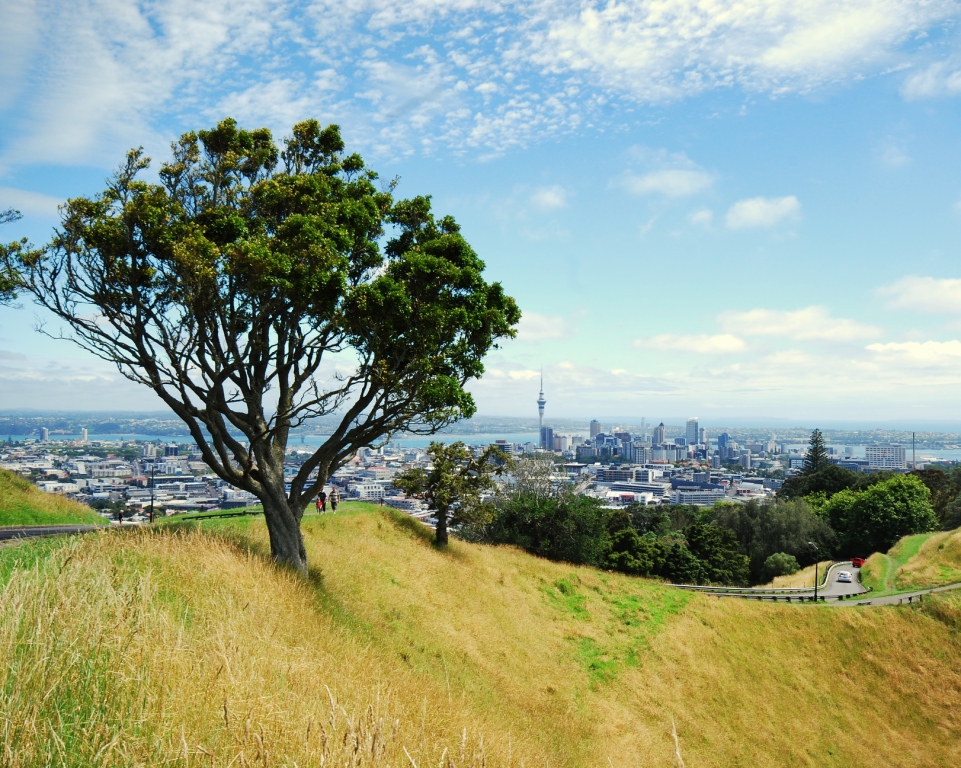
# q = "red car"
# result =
<box><xmin>851</xmin><ymin>557</ymin><xmax>866</xmax><ymax>568</ymax></box>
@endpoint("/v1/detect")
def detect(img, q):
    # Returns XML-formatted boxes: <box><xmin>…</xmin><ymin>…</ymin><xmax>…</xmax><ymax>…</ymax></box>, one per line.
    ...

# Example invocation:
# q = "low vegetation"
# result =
<box><xmin>0</xmin><ymin>468</ymin><xmax>106</xmax><ymax>526</ymax></box>
<box><xmin>862</xmin><ymin>529</ymin><xmax>961</xmax><ymax>594</ymax></box>
<box><xmin>2</xmin><ymin>503</ymin><xmax>961</xmax><ymax>766</ymax></box>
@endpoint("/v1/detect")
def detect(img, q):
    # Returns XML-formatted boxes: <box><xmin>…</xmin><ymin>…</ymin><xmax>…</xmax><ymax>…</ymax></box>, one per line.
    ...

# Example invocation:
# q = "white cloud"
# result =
<box><xmin>876</xmin><ymin>139</ymin><xmax>911</xmax><ymax>168</ymax></box>
<box><xmin>901</xmin><ymin>60</ymin><xmax>961</xmax><ymax>100</ymax></box>
<box><xmin>718</xmin><ymin>306</ymin><xmax>881</xmax><ymax>341</ymax></box>
<box><xmin>615</xmin><ymin>148</ymin><xmax>715</xmax><ymax>198</ymax></box>
<box><xmin>866</xmin><ymin>340</ymin><xmax>961</xmax><ymax>365</ymax></box>
<box><xmin>689</xmin><ymin>209</ymin><xmax>714</xmax><ymax>226</ymax></box>
<box><xmin>0</xmin><ymin>187</ymin><xmax>64</xmax><ymax>218</ymax></box>
<box><xmin>530</xmin><ymin>185</ymin><xmax>568</xmax><ymax>210</ymax></box>
<box><xmin>878</xmin><ymin>276</ymin><xmax>961</xmax><ymax>314</ymax></box>
<box><xmin>529</xmin><ymin>0</ymin><xmax>957</xmax><ymax>101</ymax></box>
<box><xmin>619</xmin><ymin>169</ymin><xmax>715</xmax><ymax>198</ymax></box>
<box><xmin>3</xmin><ymin>1</ymin><xmax>958</xmax><ymax>163</ymax></box>
<box><xmin>725</xmin><ymin>196</ymin><xmax>801</xmax><ymax>229</ymax></box>
<box><xmin>634</xmin><ymin>333</ymin><xmax>746</xmax><ymax>354</ymax></box>
<box><xmin>514</xmin><ymin>311</ymin><xmax>575</xmax><ymax>342</ymax></box>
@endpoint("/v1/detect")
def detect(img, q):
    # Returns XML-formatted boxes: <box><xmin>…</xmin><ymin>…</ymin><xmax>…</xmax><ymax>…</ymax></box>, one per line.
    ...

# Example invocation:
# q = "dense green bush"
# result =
<box><xmin>762</xmin><ymin>552</ymin><xmax>800</xmax><ymax>581</ymax></box>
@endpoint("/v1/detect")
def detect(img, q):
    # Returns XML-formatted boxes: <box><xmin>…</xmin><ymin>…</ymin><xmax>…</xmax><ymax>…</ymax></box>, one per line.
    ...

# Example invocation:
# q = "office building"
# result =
<box><xmin>540</xmin><ymin>426</ymin><xmax>554</xmax><ymax>451</ymax></box>
<box><xmin>590</xmin><ymin>419</ymin><xmax>602</xmax><ymax>438</ymax></box>
<box><xmin>652</xmin><ymin>422</ymin><xmax>666</xmax><ymax>445</ymax></box>
<box><xmin>865</xmin><ymin>443</ymin><xmax>906</xmax><ymax>470</ymax></box>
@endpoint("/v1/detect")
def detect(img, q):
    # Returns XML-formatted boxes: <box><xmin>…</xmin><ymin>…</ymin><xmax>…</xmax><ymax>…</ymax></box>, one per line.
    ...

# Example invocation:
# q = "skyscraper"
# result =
<box><xmin>686</xmin><ymin>417</ymin><xmax>699</xmax><ymax>446</ymax></box>
<box><xmin>590</xmin><ymin>419</ymin><xmax>602</xmax><ymax>438</ymax></box>
<box><xmin>652</xmin><ymin>422</ymin><xmax>666</xmax><ymax>445</ymax></box>
<box><xmin>537</xmin><ymin>370</ymin><xmax>546</xmax><ymax>431</ymax></box>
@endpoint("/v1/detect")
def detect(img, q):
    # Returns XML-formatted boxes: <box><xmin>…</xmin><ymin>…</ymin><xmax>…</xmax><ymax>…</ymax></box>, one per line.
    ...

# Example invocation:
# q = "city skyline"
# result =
<box><xmin>3</xmin><ymin>3</ymin><xmax>961</xmax><ymax>420</ymax></box>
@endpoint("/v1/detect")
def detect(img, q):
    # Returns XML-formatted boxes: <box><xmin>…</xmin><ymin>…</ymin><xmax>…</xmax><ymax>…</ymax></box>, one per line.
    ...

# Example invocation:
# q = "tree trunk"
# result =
<box><xmin>261</xmin><ymin>495</ymin><xmax>308</xmax><ymax>573</ymax></box>
<box><xmin>435</xmin><ymin>507</ymin><xmax>449</xmax><ymax>547</ymax></box>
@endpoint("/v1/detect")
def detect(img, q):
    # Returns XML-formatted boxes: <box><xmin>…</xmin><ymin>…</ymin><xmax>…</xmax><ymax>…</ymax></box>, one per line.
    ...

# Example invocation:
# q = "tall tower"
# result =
<box><xmin>537</xmin><ymin>370</ymin><xmax>547</xmax><ymax>431</ymax></box>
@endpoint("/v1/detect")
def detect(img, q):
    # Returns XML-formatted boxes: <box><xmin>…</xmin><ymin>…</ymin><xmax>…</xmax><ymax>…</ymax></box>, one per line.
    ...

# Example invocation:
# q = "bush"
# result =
<box><xmin>763</xmin><ymin>552</ymin><xmax>800</xmax><ymax>581</ymax></box>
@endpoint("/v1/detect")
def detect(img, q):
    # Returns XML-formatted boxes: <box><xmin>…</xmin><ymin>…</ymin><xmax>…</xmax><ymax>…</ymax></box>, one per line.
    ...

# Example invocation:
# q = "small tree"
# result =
<box><xmin>4</xmin><ymin>119</ymin><xmax>519</xmax><ymax>572</ymax></box>
<box><xmin>0</xmin><ymin>209</ymin><xmax>23</xmax><ymax>303</ymax></box>
<box><xmin>801</xmin><ymin>429</ymin><xmax>829</xmax><ymax>475</ymax></box>
<box><xmin>393</xmin><ymin>441</ymin><xmax>507</xmax><ymax>546</ymax></box>
<box><xmin>762</xmin><ymin>552</ymin><xmax>800</xmax><ymax>582</ymax></box>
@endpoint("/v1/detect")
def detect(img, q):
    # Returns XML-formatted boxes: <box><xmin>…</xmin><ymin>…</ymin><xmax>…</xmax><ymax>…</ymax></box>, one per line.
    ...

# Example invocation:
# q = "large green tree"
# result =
<box><xmin>3</xmin><ymin>119</ymin><xmax>519</xmax><ymax>571</ymax></box>
<box><xmin>825</xmin><ymin>474</ymin><xmax>936</xmax><ymax>556</ymax></box>
<box><xmin>393</xmin><ymin>441</ymin><xmax>507</xmax><ymax>546</ymax></box>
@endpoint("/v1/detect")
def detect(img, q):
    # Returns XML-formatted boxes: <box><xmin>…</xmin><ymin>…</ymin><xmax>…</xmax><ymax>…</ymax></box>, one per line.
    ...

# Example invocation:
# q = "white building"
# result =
<box><xmin>865</xmin><ymin>443</ymin><xmax>906</xmax><ymax>470</ymax></box>
<box><xmin>686</xmin><ymin>417</ymin><xmax>699</xmax><ymax>446</ymax></box>
<box><xmin>673</xmin><ymin>488</ymin><xmax>726</xmax><ymax>506</ymax></box>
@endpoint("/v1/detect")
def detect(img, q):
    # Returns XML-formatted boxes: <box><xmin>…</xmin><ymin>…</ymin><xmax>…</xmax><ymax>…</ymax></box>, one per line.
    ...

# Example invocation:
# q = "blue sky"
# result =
<box><xmin>2</xmin><ymin>0</ymin><xmax>961</xmax><ymax>424</ymax></box>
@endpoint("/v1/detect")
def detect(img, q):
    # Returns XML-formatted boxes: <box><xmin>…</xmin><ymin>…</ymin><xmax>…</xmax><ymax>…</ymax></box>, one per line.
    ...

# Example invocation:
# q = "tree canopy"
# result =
<box><xmin>825</xmin><ymin>474</ymin><xmax>936</xmax><ymax>556</ymax></box>
<box><xmin>801</xmin><ymin>428</ymin><xmax>829</xmax><ymax>475</ymax></box>
<box><xmin>3</xmin><ymin>118</ymin><xmax>520</xmax><ymax>571</ymax></box>
<box><xmin>0</xmin><ymin>209</ymin><xmax>23</xmax><ymax>303</ymax></box>
<box><xmin>393</xmin><ymin>441</ymin><xmax>507</xmax><ymax>546</ymax></box>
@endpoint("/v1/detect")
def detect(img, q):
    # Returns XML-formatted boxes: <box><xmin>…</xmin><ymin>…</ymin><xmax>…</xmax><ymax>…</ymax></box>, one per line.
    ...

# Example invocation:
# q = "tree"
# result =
<box><xmin>0</xmin><ymin>209</ymin><xmax>24</xmax><ymax>303</ymax></box>
<box><xmin>3</xmin><ymin>119</ymin><xmax>519</xmax><ymax>572</ymax></box>
<box><xmin>684</xmin><ymin>523</ymin><xmax>749</xmax><ymax>586</ymax></box>
<box><xmin>801</xmin><ymin>428</ymin><xmax>829</xmax><ymax>475</ymax></box>
<box><xmin>778</xmin><ymin>463</ymin><xmax>859</xmax><ymax>500</ymax></box>
<box><xmin>762</xmin><ymin>552</ymin><xmax>800</xmax><ymax>581</ymax></box>
<box><xmin>393</xmin><ymin>441</ymin><xmax>507</xmax><ymax>546</ymax></box>
<box><xmin>709</xmin><ymin>497</ymin><xmax>836</xmax><ymax>583</ymax></box>
<box><xmin>482</xmin><ymin>458</ymin><xmax>611</xmax><ymax>566</ymax></box>
<box><xmin>826</xmin><ymin>474</ymin><xmax>937</xmax><ymax>555</ymax></box>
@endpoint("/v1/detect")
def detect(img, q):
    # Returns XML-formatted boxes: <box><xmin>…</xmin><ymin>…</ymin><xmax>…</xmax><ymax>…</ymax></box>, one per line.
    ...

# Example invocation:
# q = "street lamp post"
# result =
<box><xmin>808</xmin><ymin>541</ymin><xmax>820</xmax><ymax>603</ymax></box>
<box><xmin>148</xmin><ymin>462</ymin><xmax>156</xmax><ymax>523</ymax></box>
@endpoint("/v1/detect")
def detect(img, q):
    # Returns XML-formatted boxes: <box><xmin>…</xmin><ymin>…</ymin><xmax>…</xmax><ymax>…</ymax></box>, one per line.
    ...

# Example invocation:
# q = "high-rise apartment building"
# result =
<box><xmin>686</xmin><ymin>418</ymin><xmax>699</xmax><ymax>446</ymax></box>
<box><xmin>41</xmin><ymin>427</ymin><xmax>49</xmax><ymax>441</ymax></box>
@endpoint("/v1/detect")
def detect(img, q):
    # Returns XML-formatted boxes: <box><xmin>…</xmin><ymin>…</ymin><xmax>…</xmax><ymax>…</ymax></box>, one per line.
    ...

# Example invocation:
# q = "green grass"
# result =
<box><xmin>0</xmin><ymin>469</ymin><xmax>107</xmax><ymax>527</ymax></box>
<box><xmin>5</xmin><ymin>506</ymin><xmax>961</xmax><ymax>767</ymax></box>
<box><xmin>861</xmin><ymin>531</ymin><xmax>950</xmax><ymax>596</ymax></box>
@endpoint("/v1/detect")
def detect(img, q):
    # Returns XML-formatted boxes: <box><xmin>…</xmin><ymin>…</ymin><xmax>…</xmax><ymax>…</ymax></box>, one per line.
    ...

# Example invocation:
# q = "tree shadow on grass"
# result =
<box><xmin>380</xmin><ymin>507</ymin><xmax>473</xmax><ymax>561</ymax></box>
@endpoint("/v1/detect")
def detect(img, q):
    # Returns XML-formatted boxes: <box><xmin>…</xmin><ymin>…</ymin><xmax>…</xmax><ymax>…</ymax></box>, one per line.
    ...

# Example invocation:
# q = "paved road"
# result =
<box><xmin>0</xmin><ymin>525</ymin><xmax>104</xmax><ymax>542</ymax></box>
<box><xmin>829</xmin><ymin>580</ymin><xmax>961</xmax><ymax>607</ymax></box>
<box><xmin>673</xmin><ymin>561</ymin><xmax>869</xmax><ymax>602</ymax></box>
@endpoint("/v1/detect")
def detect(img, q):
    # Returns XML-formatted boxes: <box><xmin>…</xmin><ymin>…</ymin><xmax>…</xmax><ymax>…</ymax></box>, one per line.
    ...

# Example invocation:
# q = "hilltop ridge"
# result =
<box><xmin>0</xmin><ymin>505</ymin><xmax>959</xmax><ymax>766</ymax></box>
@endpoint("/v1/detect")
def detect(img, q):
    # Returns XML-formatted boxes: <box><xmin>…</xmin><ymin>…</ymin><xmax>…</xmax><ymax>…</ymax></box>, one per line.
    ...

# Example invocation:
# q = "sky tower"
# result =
<box><xmin>537</xmin><ymin>370</ymin><xmax>546</xmax><ymax>430</ymax></box>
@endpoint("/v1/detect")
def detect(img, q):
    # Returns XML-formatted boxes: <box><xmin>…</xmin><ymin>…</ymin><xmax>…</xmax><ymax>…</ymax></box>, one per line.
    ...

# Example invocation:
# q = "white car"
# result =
<box><xmin>836</xmin><ymin>571</ymin><xmax>852</xmax><ymax>583</ymax></box>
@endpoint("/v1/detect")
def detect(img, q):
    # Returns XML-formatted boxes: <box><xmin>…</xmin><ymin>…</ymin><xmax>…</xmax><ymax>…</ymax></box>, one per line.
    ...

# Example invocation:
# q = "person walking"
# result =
<box><xmin>329</xmin><ymin>489</ymin><xmax>339</xmax><ymax>512</ymax></box>
<box><xmin>316</xmin><ymin>489</ymin><xmax>328</xmax><ymax>513</ymax></box>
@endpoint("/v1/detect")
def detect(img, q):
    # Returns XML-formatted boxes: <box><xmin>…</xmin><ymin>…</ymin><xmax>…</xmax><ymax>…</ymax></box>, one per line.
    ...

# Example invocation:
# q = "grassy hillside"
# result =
<box><xmin>862</xmin><ymin>529</ymin><xmax>961</xmax><ymax>593</ymax></box>
<box><xmin>2</xmin><ymin>504</ymin><xmax>960</xmax><ymax>767</ymax></box>
<box><xmin>0</xmin><ymin>468</ymin><xmax>106</xmax><ymax>526</ymax></box>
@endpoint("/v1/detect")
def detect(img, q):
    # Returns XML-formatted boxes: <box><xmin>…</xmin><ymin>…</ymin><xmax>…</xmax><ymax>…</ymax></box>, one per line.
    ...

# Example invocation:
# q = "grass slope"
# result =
<box><xmin>0</xmin><ymin>469</ymin><xmax>106</xmax><ymax>526</ymax></box>
<box><xmin>1</xmin><ymin>503</ymin><xmax>960</xmax><ymax>767</ymax></box>
<box><xmin>863</xmin><ymin>529</ymin><xmax>961</xmax><ymax>593</ymax></box>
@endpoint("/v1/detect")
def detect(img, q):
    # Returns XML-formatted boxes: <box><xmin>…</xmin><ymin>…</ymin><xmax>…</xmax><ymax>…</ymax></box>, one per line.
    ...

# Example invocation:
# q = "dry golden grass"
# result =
<box><xmin>766</xmin><ymin>560</ymin><xmax>833</xmax><ymax>589</ymax></box>
<box><xmin>891</xmin><ymin>529</ymin><xmax>961</xmax><ymax>590</ymax></box>
<box><xmin>2</xmin><ymin>507</ymin><xmax>961</xmax><ymax>767</ymax></box>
